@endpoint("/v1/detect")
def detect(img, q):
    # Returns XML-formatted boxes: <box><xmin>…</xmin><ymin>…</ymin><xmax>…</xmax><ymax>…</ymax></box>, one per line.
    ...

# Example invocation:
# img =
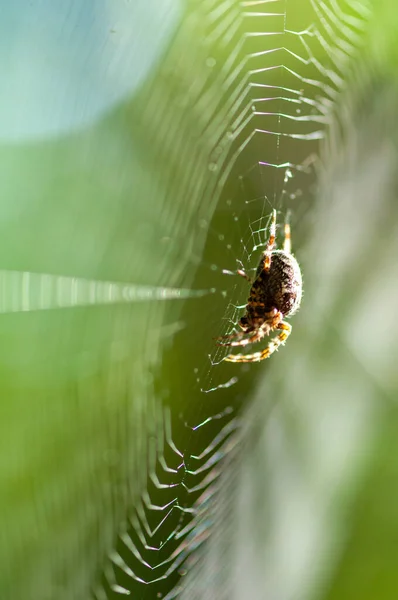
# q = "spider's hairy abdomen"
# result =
<box><xmin>248</xmin><ymin>250</ymin><xmax>302</xmax><ymax>319</ymax></box>
<box><xmin>220</xmin><ymin>209</ymin><xmax>302</xmax><ymax>364</ymax></box>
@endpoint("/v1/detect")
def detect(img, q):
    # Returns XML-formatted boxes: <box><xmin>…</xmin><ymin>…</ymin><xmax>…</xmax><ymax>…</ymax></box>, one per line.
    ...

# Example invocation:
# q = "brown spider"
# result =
<box><xmin>218</xmin><ymin>209</ymin><xmax>302</xmax><ymax>363</ymax></box>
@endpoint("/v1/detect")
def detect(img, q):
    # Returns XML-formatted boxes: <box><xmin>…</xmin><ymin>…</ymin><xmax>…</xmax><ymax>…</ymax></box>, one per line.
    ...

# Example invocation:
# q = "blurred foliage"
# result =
<box><xmin>1</xmin><ymin>1</ymin><xmax>398</xmax><ymax>600</ymax></box>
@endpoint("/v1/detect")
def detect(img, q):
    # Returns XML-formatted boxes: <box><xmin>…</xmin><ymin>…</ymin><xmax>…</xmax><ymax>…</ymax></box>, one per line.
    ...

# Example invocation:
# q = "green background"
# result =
<box><xmin>1</xmin><ymin>1</ymin><xmax>398</xmax><ymax>599</ymax></box>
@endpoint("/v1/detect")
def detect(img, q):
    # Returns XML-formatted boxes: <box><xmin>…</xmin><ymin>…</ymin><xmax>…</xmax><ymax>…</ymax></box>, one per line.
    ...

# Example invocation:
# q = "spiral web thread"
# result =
<box><xmin>87</xmin><ymin>0</ymin><xmax>372</xmax><ymax>598</ymax></box>
<box><xmin>0</xmin><ymin>1</ymin><xmax>371</xmax><ymax>599</ymax></box>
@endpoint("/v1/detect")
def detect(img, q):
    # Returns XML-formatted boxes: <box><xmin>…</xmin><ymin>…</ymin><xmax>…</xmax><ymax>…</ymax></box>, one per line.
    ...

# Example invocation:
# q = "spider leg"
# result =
<box><xmin>263</xmin><ymin>209</ymin><xmax>277</xmax><ymax>272</ymax></box>
<box><xmin>218</xmin><ymin>308</ymin><xmax>278</xmax><ymax>349</ymax></box>
<box><xmin>215</xmin><ymin>312</ymin><xmax>256</xmax><ymax>345</ymax></box>
<box><xmin>235</xmin><ymin>259</ymin><xmax>252</xmax><ymax>283</ymax></box>
<box><xmin>215</xmin><ymin>326</ymin><xmax>250</xmax><ymax>344</ymax></box>
<box><xmin>237</xmin><ymin>269</ymin><xmax>252</xmax><ymax>283</ymax></box>
<box><xmin>219</xmin><ymin>328</ymin><xmax>264</xmax><ymax>348</ymax></box>
<box><xmin>283</xmin><ymin>213</ymin><xmax>291</xmax><ymax>254</ymax></box>
<box><xmin>223</xmin><ymin>321</ymin><xmax>291</xmax><ymax>363</ymax></box>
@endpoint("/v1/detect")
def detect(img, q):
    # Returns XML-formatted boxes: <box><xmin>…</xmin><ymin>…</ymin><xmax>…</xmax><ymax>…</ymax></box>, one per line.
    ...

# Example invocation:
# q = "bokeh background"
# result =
<box><xmin>1</xmin><ymin>1</ymin><xmax>398</xmax><ymax>599</ymax></box>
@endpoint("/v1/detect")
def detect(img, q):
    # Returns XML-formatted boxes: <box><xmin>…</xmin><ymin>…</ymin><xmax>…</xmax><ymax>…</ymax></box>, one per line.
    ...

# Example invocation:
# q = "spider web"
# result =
<box><xmin>0</xmin><ymin>2</ymin><xmax>375</xmax><ymax>600</ymax></box>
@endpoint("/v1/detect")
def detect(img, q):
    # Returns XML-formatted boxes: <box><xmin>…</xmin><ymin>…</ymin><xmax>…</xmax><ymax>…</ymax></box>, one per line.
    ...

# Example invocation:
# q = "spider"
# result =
<box><xmin>218</xmin><ymin>209</ymin><xmax>302</xmax><ymax>363</ymax></box>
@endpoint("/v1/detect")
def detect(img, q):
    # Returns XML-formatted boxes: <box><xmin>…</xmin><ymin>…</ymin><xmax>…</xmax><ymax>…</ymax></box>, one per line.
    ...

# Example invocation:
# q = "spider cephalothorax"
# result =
<box><xmin>218</xmin><ymin>210</ymin><xmax>302</xmax><ymax>363</ymax></box>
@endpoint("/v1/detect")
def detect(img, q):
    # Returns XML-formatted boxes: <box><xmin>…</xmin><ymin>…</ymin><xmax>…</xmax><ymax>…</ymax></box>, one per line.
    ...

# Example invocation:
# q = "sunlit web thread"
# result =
<box><xmin>202</xmin><ymin>0</ymin><xmax>334</xmax><ymax>370</ymax></box>
<box><xmin>0</xmin><ymin>270</ymin><xmax>213</xmax><ymax>313</ymax></box>
<box><xmin>98</xmin><ymin>409</ymin><xmax>240</xmax><ymax>596</ymax></box>
<box><xmin>167</xmin><ymin>2</ymin><xmax>373</xmax><ymax>598</ymax></box>
<box><xmin>136</xmin><ymin>0</ymin><xmax>247</xmax><ymax>284</ymax></box>
<box><xmin>161</xmin><ymin>419</ymin><xmax>242</xmax><ymax>600</ymax></box>
<box><xmin>244</xmin><ymin>0</ymin><xmax>372</xmax><ymax>129</ymax></box>
<box><xmin>178</xmin><ymin>1</ymin><xmax>326</xmax><ymax>224</ymax></box>
<box><xmin>92</xmin><ymin>1</ymin><xmax>253</xmax><ymax>593</ymax></box>
<box><xmin>199</xmin><ymin>0</ymin><xmax>365</xmax><ymax>377</ymax></box>
<box><xmin>208</xmin><ymin>26</ymin><xmax>335</xmax><ymax>199</ymax></box>
<box><xmin>188</xmin><ymin>7</ymin><xmax>287</xmax><ymax>193</ymax></box>
<box><xmin>214</xmin><ymin>0</ymin><xmax>371</xmax><ymax>281</ymax></box>
<box><xmin>100</xmin><ymin>0</ymin><xmax>372</xmax><ymax>598</ymax></box>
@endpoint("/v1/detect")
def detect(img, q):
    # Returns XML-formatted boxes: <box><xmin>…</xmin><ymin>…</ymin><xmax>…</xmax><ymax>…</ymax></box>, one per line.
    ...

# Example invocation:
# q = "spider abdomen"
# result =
<box><xmin>222</xmin><ymin>210</ymin><xmax>302</xmax><ymax>363</ymax></box>
<box><xmin>247</xmin><ymin>250</ymin><xmax>302</xmax><ymax>319</ymax></box>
